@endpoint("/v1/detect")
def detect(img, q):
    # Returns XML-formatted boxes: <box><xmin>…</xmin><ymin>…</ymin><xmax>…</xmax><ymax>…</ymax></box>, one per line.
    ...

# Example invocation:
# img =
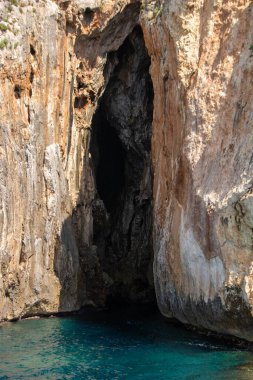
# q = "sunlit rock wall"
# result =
<box><xmin>142</xmin><ymin>0</ymin><xmax>253</xmax><ymax>340</ymax></box>
<box><xmin>0</xmin><ymin>0</ymin><xmax>140</xmax><ymax>319</ymax></box>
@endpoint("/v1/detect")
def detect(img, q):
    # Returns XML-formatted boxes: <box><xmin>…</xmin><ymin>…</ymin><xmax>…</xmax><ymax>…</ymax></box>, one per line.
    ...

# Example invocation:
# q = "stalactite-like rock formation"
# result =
<box><xmin>0</xmin><ymin>0</ymin><xmax>253</xmax><ymax>340</ymax></box>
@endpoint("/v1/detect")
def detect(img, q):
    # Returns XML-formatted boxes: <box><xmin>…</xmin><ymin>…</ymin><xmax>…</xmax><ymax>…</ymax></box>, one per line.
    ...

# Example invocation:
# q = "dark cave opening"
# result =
<box><xmin>90</xmin><ymin>111</ymin><xmax>126</xmax><ymax>214</ymax></box>
<box><xmin>88</xmin><ymin>25</ymin><xmax>154</xmax><ymax>306</ymax></box>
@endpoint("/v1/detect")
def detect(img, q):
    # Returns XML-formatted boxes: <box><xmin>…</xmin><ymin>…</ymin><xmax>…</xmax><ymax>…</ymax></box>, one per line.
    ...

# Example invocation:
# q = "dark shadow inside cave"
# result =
<box><xmin>88</xmin><ymin>25</ymin><xmax>154</xmax><ymax>306</ymax></box>
<box><xmin>90</xmin><ymin>111</ymin><xmax>126</xmax><ymax>214</ymax></box>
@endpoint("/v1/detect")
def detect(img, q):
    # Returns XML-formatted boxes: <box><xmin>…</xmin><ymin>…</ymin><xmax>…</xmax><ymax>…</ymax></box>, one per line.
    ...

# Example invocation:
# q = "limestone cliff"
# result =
<box><xmin>143</xmin><ymin>0</ymin><xmax>253</xmax><ymax>340</ymax></box>
<box><xmin>0</xmin><ymin>0</ymin><xmax>253</xmax><ymax>341</ymax></box>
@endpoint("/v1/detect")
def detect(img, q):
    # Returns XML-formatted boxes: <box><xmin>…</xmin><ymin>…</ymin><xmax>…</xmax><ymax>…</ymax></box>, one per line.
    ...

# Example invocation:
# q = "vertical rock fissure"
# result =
<box><xmin>89</xmin><ymin>25</ymin><xmax>155</xmax><ymax>305</ymax></box>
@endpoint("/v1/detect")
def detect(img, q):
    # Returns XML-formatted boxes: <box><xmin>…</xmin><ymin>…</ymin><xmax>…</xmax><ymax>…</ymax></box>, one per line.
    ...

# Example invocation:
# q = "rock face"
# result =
<box><xmin>0</xmin><ymin>0</ymin><xmax>253</xmax><ymax>340</ymax></box>
<box><xmin>143</xmin><ymin>0</ymin><xmax>253</xmax><ymax>340</ymax></box>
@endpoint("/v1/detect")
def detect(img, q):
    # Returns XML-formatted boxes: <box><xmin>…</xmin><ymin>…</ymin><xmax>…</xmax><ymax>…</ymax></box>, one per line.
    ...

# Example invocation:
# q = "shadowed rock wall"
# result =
<box><xmin>89</xmin><ymin>26</ymin><xmax>154</xmax><ymax>304</ymax></box>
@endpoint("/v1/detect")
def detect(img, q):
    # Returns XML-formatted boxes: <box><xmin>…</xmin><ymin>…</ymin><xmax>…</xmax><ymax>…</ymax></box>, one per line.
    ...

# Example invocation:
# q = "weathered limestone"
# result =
<box><xmin>142</xmin><ymin>0</ymin><xmax>253</xmax><ymax>339</ymax></box>
<box><xmin>0</xmin><ymin>0</ymin><xmax>144</xmax><ymax>319</ymax></box>
<box><xmin>1</xmin><ymin>0</ymin><xmax>253</xmax><ymax>340</ymax></box>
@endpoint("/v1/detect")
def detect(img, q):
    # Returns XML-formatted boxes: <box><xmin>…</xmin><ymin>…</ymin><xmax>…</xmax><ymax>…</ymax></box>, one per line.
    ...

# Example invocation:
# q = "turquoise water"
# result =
<box><xmin>0</xmin><ymin>309</ymin><xmax>253</xmax><ymax>380</ymax></box>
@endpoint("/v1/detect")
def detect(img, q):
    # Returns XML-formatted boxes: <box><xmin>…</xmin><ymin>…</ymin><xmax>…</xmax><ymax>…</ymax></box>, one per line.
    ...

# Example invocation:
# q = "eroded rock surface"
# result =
<box><xmin>1</xmin><ymin>0</ymin><xmax>253</xmax><ymax>340</ymax></box>
<box><xmin>142</xmin><ymin>0</ymin><xmax>253</xmax><ymax>340</ymax></box>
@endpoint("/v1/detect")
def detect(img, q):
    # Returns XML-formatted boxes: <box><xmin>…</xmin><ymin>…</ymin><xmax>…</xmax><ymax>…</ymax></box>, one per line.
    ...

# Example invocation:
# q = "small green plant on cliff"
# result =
<box><xmin>143</xmin><ymin>1</ymin><xmax>164</xmax><ymax>21</ymax></box>
<box><xmin>0</xmin><ymin>38</ymin><xmax>8</xmax><ymax>49</ymax></box>
<box><xmin>8</xmin><ymin>0</ymin><xmax>19</xmax><ymax>6</ymax></box>
<box><xmin>6</xmin><ymin>4</ymin><xmax>13</xmax><ymax>13</ymax></box>
<box><xmin>0</xmin><ymin>23</ymin><xmax>8</xmax><ymax>31</ymax></box>
<box><xmin>140</xmin><ymin>2</ymin><xmax>146</xmax><ymax>11</ymax></box>
<box><xmin>154</xmin><ymin>3</ymin><xmax>163</xmax><ymax>19</ymax></box>
<box><xmin>249</xmin><ymin>45</ymin><xmax>253</xmax><ymax>57</ymax></box>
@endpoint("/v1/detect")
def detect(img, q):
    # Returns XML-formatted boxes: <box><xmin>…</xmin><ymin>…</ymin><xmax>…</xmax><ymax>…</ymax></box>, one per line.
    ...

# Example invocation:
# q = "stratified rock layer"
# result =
<box><xmin>0</xmin><ymin>0</ymin><xmax>253</xmax><ymax>340</ymax></box>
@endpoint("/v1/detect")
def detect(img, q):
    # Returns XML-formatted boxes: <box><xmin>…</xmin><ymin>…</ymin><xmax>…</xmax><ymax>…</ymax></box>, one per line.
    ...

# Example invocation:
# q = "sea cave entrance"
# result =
<box><xmin>89</xmin><ymin>25</ymin><xmax>154</xmax><ymax>305</ymax></box>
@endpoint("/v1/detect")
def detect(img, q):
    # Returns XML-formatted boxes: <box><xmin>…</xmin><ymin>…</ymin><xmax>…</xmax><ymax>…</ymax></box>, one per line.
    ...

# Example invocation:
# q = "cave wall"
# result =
<box><xmin>89</xmin><ymin>26</ymin><xmax>154</xmax><ymax>304</ymax></box>
<box><xmin>1</xmin><ymin>0</ymin><xmax>253</xmax><ymax>340</ymax></box>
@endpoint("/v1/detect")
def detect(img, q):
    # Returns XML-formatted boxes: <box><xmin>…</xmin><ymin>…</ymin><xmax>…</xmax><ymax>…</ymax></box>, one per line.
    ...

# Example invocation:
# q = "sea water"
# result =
<box><xmin>0</xmin><ymin>309</ymin><xmax>253</xmax><ymax>380</ymax></box>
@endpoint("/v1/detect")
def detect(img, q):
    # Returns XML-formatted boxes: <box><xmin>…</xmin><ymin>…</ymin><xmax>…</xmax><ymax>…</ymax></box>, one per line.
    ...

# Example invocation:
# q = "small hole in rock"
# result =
<box><xmin>74</xmin><ymin>95</ymin><xmax>88</xmax><ymax>108</ymax></box>
<box><xmin>89</xmin><ymin>90</ymin><xmax>95</xmax><ymax>103</ymax></box>
<box><xmin>30</xmin><ymin>69</ymin><xmax>34</xmax><ymax>84</ymax></box>
<box><xmin>84</xmin><ymin>7</ymin><xmax>94</xmax><ymax>23</ymax></box>
<box><xmin>30</xmin><ymin>44</ymin><xmax>36</xmax><ymax>56</ymax></box>
<box><xmin>27</xmin><ymin>105</ymin><xmax>31</xmax><ymax>123</ymax></box>
<box><xmin>14</xmin><ymin>84</ymin><xmax>22</xmax><ymax>99</ymax></box>
<box><xmin>77</xmin><ymin>77</ymin><xmax>86</xmax><ymax>90</ymax></box>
